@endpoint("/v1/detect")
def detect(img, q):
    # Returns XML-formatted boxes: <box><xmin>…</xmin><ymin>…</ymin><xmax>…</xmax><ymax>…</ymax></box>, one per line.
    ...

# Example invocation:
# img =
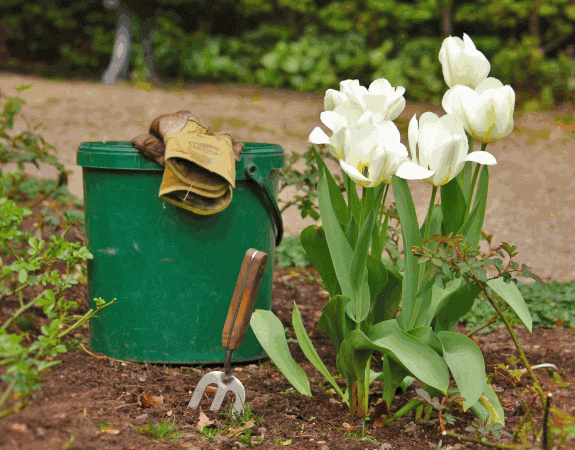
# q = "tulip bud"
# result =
<box><xmin>409</xmin><ymin>112</ymin><xmax>496</xmax><ymax>186</ymax></box>
<box><xmin>442</xmin><ymin>78</ymin><xmax>515</xmax><ymax>144</ymax></box>
<box><xmin>439</xmin><ymin>34</ymin><xmax>491</xmax><ymax>89</ymax></box>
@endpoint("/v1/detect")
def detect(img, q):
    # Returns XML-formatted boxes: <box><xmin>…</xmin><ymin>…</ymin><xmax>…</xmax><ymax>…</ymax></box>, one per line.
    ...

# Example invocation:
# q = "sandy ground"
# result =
<box><xmin>1</xmin><ymin>72</ymin><xmax>574</xmax><ymax>282</ymax></box>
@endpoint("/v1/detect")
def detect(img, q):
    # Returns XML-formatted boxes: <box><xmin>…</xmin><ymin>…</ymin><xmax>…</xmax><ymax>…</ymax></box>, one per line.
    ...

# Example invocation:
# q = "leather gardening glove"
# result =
<box><xmin>131</xmin><ymin>111</ymin><xmax>244</xmax><ymax>215</ymax></box>
<box><xmin>131</xmin><ymin>111</ymin><xmax>243</xmax><ymax>167</ymax></box>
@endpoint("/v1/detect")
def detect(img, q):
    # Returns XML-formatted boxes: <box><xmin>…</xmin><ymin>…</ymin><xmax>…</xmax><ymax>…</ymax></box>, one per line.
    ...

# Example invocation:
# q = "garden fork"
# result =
<box><xmin>188</xmin><ymin>248</ymin><xmax>268</xmax><ymax>414</ymax></box>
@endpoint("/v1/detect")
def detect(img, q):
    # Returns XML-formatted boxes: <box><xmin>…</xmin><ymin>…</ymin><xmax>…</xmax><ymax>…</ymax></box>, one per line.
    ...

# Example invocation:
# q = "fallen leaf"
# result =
<box><xmin>10</xmin><ymin>423</ymin><xmax>28</xmax><ymax>433</ymax></box>
<box><xmin>138</xmin><ymin>375</ymin><xmax>147</xmax><ymax>382</ymax></box>
<box><xmin>370</xmin><ymin>400</ymin><xmax>387</xmax><ymax>427</ymax></box>
<box><xmin>166</xmin><ymin>410</ymin><xmax>173</xmax><ymax>417</ymax></box>
<box><xmin>197</xmin><ymin>411</ymin><xmax>214</xmax><ymax>432</ymax></box>
<box><xmin>83</xmin><ymin>407</ymin><xmax>88</xmax><ymax>416</ymax></box>
<box><xmin>204</xmin><ymin>385</ymin><xmax>218</xmax><ymax>394</ymax></box>
<box><xmin>139</xmin><ymin>392</ymin><xmax>164</xmax><ymax>408</ymax></box>
<box><xmin>99</xmin><ymin>427</ymin><xmax>120</xmax><ymax>434</ymax></box>
<box><xmin>228</xmin><ymin>419</ymin><xmax>255</xmax><ymax>436</ymax></box>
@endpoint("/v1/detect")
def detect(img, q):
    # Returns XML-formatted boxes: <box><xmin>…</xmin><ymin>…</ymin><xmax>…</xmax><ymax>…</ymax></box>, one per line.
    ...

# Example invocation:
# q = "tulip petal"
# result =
<box><xmin>340</xmin><ymin>159</ymin><xmax>371</xmax><ymax>187</ymax></box>
<box><xmin>465</xmin><ymin>151</ymin><xmax>497</xmax><ymax>165</ymax></box>
<box><xmin>308</xmin><ymin>127</ymin><xmax>330</xmax><ymax>145</ymax></box>
<box><xmin>320</xmin><ymin>111</ymin><xmax>345</xmax><ymax>131</ymax></box>
<box><xmin>324</xmin><ymin>89</ymin><xmax>347</xmax><ymax>111</ymax></box>
<box><xmin>408</xmin><ymin>114</ymin><xmax>419</xmax><ymax>164</ymax></box>
<box><xmin>395</xmin><ymin>160</ymin><xmax>435</xmax><ymax>180</ymax></box>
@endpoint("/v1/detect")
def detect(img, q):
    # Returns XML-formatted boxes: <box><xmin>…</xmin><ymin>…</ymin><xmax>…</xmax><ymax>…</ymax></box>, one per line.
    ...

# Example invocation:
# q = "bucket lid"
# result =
<box><xmin>77</xmin><ymin>141</ymin><xmax>284</xmax><ymax>179</ymax></box>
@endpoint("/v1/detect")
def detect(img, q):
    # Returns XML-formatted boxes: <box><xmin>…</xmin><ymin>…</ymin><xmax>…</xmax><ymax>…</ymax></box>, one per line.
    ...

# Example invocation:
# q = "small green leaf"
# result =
<box><xmin>486</xmin><ymin>278</ymin><xmax>533</xmax><ymax>332</ymax></box>
<box><xmin>437</xmin><ymin>331</ymin><xmax>486</xmax><ymax>409</ymax></box>
<box><xmin>250</xmin><ymin>310</ymin><xmax>311</xmax><ymax>396</ymax></box>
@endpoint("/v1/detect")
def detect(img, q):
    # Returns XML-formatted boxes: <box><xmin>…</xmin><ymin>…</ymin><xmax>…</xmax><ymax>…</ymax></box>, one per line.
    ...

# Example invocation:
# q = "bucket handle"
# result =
<box><xmin>244</xmin><ymin>162</ymin><xmax>283</xmax><ymax>246</ymax></box>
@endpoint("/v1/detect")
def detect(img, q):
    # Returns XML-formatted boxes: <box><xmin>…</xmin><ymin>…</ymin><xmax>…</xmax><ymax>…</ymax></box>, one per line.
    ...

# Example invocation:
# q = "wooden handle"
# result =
<box><xmin>222</xmin><ymin>249</ymin><xmax>268</xmax><ymax>351</ymax></box>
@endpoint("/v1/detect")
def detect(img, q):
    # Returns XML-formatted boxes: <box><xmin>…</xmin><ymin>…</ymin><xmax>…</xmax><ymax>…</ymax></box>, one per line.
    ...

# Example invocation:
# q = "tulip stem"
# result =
<box><xmin>466</xmin><ymin>143</ymin><xmax>488</xmax><ymax>215</ymax></box>
<box><xmin>423</xmin><ymin>186</ymin><xmax>438</xmax><ymax>244</ymax></box>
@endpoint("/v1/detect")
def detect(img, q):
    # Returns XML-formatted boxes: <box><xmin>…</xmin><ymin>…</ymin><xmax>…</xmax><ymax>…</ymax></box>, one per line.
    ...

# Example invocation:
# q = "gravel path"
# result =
<box><xmin>1</xmin><ymin>72</ymin><xmax>574</xmax><ymax>282</ymax></box>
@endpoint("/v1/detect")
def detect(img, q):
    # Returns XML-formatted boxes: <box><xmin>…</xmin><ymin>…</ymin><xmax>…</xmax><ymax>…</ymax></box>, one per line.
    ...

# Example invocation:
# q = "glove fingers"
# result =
<box><xmin>150</xmin><ymin>110</ymin><xmax>203</xmax><ymax>138</ymax></box>
<box><xmin>131</xmin><ymin>134</ymin><xmax>166</xmax><ymax>167</ymax></box>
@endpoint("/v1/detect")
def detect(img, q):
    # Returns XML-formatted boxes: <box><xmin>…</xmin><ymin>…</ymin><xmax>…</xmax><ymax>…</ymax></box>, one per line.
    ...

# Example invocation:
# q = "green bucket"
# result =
<box><xmin>77</xmin><ymin>141</ymin><xmax>284</xmax><ymax>364</ymax></box>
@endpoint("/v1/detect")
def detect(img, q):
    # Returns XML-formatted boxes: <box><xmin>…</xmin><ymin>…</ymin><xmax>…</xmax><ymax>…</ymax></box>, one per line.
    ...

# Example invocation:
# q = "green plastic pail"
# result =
<box><xmin>77</xmin><ymin>141</ymin><xmax>284</xmax><ymax>364</ymax></box>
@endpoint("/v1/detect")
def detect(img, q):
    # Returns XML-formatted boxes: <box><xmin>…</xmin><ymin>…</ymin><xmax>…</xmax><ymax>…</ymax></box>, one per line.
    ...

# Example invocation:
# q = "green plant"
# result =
<box><xmin>0</xmin><ymin>84</ymin><xmax>67</xmax><ymax>177</ymax></box>
<box><xmin>0</xmin><ymin>185</ymin><xmax>115</xmax><ymax>418</ymax></box>
<box><xmin>133</xmin><ymin>417</ymin><xmax>182</xmax><ymax>442</ymax></box>
<box><xmin>235</xmin><ymin>428</ymin><xmax>265</xmax><ymax>447</ymax></box>
<box><xmin>275</xmin><ymin>236</ymin><xmax>311</xmax><ymax>268</ymax></box>
<box><xmin>278</xmin><ymin>145</ymin><xmax>342</xmax><ymax>222</ymax></box>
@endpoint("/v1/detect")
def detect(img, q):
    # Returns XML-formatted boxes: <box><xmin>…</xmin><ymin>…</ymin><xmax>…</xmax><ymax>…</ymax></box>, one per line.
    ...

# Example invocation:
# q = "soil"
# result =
<box><xmin>0</xmin><ymin>73</ymin><xmax>574</xmax><ymax>449</ymax></box>
<box><xmin>1</xmin><ymin>260</ymin><xmax>574</xmax><ymax>450</ymax></box>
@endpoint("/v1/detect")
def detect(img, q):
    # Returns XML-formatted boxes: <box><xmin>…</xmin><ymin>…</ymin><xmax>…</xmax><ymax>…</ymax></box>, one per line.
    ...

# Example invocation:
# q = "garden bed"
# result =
<box><xmin>0</xmin><ymin>263</ymin><xmax>573</xmax><ymax>450</ymax></box>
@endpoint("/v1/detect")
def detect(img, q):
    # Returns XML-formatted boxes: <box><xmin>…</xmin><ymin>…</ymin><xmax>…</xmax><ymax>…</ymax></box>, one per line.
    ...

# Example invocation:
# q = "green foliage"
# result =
<box><xmin>0</xmin><ymin>181</ymin><xmax>115</xmax><ymax>418</ymax></box>
<box><xmin>1</xmin><ymin>1</ymin><xmax>573</xmax><ymax>103</ymax></box>
<box><xmin>464</xmin><ymin>280</ymin><xmax>575</xmax><ymax>332</ymax></box>
<box><xmin>133</xmin><ymin>417</ymin><xmax>182</xmax><ymax>442</ymax></box>
<box><xmin>275</xmin><ymin>236</ymin><xmax>311</xmax><ymax>268</ymax></box>
<box><xmin>277</xmin><ymin>145</ymin><xmax>342</xmax><ymax>222</ymax></box>
<box><xmin>0</xmin><ymin>83</ymin><xmax>114</xmax><ymax>419</ymax></box>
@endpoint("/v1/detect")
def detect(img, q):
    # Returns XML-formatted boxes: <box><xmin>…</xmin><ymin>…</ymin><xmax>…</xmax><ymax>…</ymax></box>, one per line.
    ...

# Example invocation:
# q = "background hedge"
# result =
<box><xmin>0</xmin><ymin>0</ymin><xmax>574</xmax><ymax>104</ymax></box>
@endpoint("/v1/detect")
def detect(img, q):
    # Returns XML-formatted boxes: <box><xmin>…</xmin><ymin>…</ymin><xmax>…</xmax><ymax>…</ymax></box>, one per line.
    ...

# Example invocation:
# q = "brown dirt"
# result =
<box><xmin>1</xmin><ymin>263</ymin><xmax>574</xmax><ymax>450</ymax></box>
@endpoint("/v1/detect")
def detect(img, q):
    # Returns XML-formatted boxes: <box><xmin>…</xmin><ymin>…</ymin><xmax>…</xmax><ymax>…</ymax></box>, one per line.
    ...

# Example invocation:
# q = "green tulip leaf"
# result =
<box><xmin>441</xmin><ymin>177</ymin><xmax>466</xmax><ymax>235</ymax></box>
<box><xmin>300</xmin><ymin>225</ymin><xmax>340</xmax><ymax>297</ymax></box>
<box><xmin>318</xmin><ymin>295</ymin><xmax>354</xmax><ymax>352</ymax></box>
<box><xmin>367</xmin><ymin>320</ymin><xmax>450</xmax><ymax>393</ymax></box>
<box><xmin>407</xmin><ymin>327</ymin><xmax>443</xmax><ymax>355</ymax></box>
<box><xmin>392</xmin><ymin>176</ymin><xmax>422</xmax><ymax>330</ymax></box>
<box><xmin>250</xmin><ymin>309</ymin><xmax>311</xmax><ymax>396</ymax></box>
<box><xmin>437</xmin><ymin>331</ymin><xmax>486</xmax><ymax>409</ymax></box>
<box><xmin>344</xmin><ymin>172</ymin><xmax>362</xmax><ymax>223</ymax></box>
<box><xmin>347</xmin><ymin>208</ymin><xmax>375</xmax><ymax>322</ymax></box>
<box><xmin>432</xmin><ymin>281</ymin><xmax>482</xmax><ymax>332</ymax></box>
<box><xmin>366</xmin><ymin>255</ymin><xmax>388</xmax><ymax>305</ymax></box>
<box><xmin>486</xmin><ymin>278</ymin><xmax>533</xmax><ymax>332</ymax></box>
<box><xmin>464</xmin><ymin>166</ymin><xmax>488</xmax><ymax>247</ymax></box>
<box><xmin>371</xmin><ymin>264</ymin><xmax>402</xmax><ymax>323</ymax></box>
<box><xmin>318</xmin><ymin>172</ymin><xmax>354</xmax><ymax>298</ymax></box>
<box><xmin>314</xmin><ymin>148</ymin><xmax>347</xmax><ymax>227</ymax></box>
<box><xmin>292</xmin><ymin>302</ymin><xmax>344</xmax><ymax>398</ymax></box>
<box><xmin>479</xmin><ymin>383</ymin><xmax>505</xmax><ymax>426</ymax></box>
<box><xmin>345</xmin><ymin>214</ymin><xmax>359</xmax><ymax>249</ymax></box>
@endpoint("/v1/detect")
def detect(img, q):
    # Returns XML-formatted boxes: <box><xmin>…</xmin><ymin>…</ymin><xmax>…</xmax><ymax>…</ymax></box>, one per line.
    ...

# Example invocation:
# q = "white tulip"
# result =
<box><xmin>439</xmin><ymin>34</ymin><xmax>491</xmax><ymax>89</ymax></box>
<box><xmin>363</xmin><ymin>78</ymin><xmax>406</xmax><ymax>121</ymax></box>
<box><xmin>442</xmin><ymin>78</ymin><xmax>515</xmax><ymax>144</ymax></box>
<box><xmin>324</xmin><ymin>78</ymin><xmax>406</xmax><ymax>122</ymax></box>
<box><xmin>408</xmin><ymin>112</ymin><xmax>497</xmax><ymax>187</ymax></box>
<box><xmin>339</xmin><ymin>118</ymin><xmax>434</xmax><ymax>188</ymax></box>
<box><xmin>324</xmin><ymin>79</ymin><xmax>367</xmax><ymax>111</ymax></box>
